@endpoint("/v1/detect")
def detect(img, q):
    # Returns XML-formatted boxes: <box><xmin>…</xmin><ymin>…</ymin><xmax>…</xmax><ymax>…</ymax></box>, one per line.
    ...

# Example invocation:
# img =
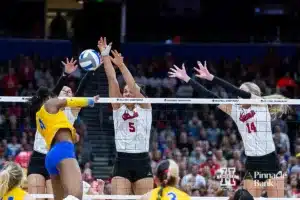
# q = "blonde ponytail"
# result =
<box><xmin>0</xmin><ymin>162</ymin><xmax>24</xmax><ymax>197</ymax></box>
<box><xmin>0</xmin><ymin>168</ymin><xmax>11</xmax><ymax>197</ymax></box>
<box><xmin>263</xmin><ymin>94</ymin><xmax>292</xmax><ymax>119</ymax></box>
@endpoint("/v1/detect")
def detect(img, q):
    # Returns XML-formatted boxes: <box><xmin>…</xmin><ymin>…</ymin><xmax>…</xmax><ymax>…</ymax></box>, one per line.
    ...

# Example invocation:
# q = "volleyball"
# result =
<box><xmin>79</xmin><ymin>49</ymin><xmax>101</xmax><ymax>71</ymax></box>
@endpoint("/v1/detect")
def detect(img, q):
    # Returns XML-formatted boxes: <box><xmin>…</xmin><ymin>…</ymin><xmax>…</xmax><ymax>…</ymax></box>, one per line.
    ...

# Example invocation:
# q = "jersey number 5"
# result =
<box><xmin>39</xmin><ymin>119</ymin><xmax>46</xmax><ymax>130</ymax></box>
<box><xmin>167</xmin><ymin>192</ymin><xmax>177</xmax><ymax>200</ymax></box>
<box><xmin>246</xmin><ymin>122</ymin><xmax>257</xmax><ymax>133</ymax></box>
<box><xmin>129</xmin><ymin>122</ymin><xmax>135</xmax><ymax>132</ymax></box>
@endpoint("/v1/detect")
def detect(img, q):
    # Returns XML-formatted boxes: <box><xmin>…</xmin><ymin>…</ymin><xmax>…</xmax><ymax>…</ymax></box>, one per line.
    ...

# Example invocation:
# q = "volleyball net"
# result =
<box><xmin>1</xmin><ymin>96</ymin><xmax>299</xmax><ymax>199</ymax></box>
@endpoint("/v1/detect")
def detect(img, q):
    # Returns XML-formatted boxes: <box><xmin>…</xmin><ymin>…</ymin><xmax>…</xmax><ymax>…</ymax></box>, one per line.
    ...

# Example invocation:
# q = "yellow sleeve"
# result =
<box><xmin>66</xmin><ymin>97</ymin><xmax>94</xmax><ymax>108</ymax></box>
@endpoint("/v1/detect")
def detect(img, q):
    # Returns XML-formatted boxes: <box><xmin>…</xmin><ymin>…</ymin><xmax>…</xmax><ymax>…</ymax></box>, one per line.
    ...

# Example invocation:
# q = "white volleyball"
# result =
<box><xmin>79</xmin><ymin>49</ymin><xmax>101</xmax><ymax>71</ymax></box>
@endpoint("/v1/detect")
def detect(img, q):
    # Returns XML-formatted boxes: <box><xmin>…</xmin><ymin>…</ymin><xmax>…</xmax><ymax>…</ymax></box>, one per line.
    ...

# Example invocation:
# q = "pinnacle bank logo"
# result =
<box><xmin>216</xmin><ymin>168</ymin><xmax>238</xmax><ymax>188</ymax></box>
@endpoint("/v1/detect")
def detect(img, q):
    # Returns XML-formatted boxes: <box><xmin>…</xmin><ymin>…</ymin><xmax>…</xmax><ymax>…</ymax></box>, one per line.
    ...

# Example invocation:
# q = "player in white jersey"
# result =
<box><xmin>27</xmin><ymin>58</ymin><xmax>98</xmax><ymax>199</ymax></box>
<box><xmin>98</xmin><ymin>37</ymin><xmax>153</xmax><ymax>195</ymax></box>
<box><xmin>169</xmin><ymin>62</ymin><xmax>289</xmax><ymax>198</ymax></box>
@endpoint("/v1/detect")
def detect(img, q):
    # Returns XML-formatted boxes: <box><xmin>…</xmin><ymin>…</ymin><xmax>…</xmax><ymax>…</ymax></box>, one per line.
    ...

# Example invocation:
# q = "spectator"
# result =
<box><xmin>18</xmin><ymin>56</ymin><xmax>34</xmax><ymax>86</ymax></box>
<box><xmin>215</xmin><ymin>149</ymin><xmax>227</xmax><ymax>167</ymax></box>
<box><xmin>181</xmin><ymin>164</ymin><xmax>206</xmax><ymax>190</ymax></box>
<box><xmin>2</xmin><ymin>67</ymin><xmax>19</xmax><ymax>96</ymax></box>
<box><xmin>199</xmin><ymin>151</ymin><xmax>220</xmax><ymax>177</ymax></box>
<box><xmin>189</xmin><ymin>146</ymin><xmax>206</xmax><ymax>166</ymax></box>
<box><xmin>8</xmin><ymin>102</ymin><xmax>22</xmax><ymax>132</ymax></box>
<box><xmin>7</xmin><ymin>136</ymin><xmax>21</xmax><ymax>157</ymax></box>
<box><xmin>14</xmin><ymin>143</ymin><xmax>32</xmax><ymax>170</ymax></box>
<box><xmin>290</xmin><ymin>153</ymin><xmax>300</xmax><ymax>173</ymax></box>
<box><xmin>82</xmin><ymin>162</ymin><xmax>93</xmax><ymax>182</ymax></box>
<box><xmin>273</xmin><ymin>125</ymin><xmax>290</xmax><ymax>154</ymax></box>
<box><xmin>206</xmin><ymin>120</ymin><xmax>221</xmax><ymax>146</ymax></box>
<box><xmin>50</xmin><ymin>11</ymin><xmax>67</xmax><ymax>39</ymax></box>
<box><xmin>20</xmin><ymin>82</ymin><xmax>35</xmax><ymax>96</ymax></box>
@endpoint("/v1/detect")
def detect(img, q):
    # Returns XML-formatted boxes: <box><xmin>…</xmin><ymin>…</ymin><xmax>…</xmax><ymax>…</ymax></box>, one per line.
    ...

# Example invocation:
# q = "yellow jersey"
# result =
<box><xmin>149</xmin><ymin>186</ymin><xmax>190</xmax><ymax>200</ymax></box>
<box><xmin>36</xmin><ymin>105</ymin><xmax>76</xmax><ymax>150</ymax></box>
<box><xmin>2</xmin><ymin>187</ymin><xmax>27</xmax><ymax>200</ymax></box>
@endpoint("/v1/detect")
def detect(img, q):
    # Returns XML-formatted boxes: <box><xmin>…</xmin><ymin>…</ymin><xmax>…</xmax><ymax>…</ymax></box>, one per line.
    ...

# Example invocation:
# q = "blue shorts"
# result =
<box><xmin>45</xmin><ymin>141</ymin><xmax>75</xmax><ymax>175</ymax></box>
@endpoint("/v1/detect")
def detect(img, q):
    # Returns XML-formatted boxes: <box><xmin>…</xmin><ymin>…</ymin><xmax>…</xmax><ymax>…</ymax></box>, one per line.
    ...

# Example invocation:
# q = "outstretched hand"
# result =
<box><xmin>168</xmin><ymin>63</ymin><xmax>190</xmax><ymax>83</ymax></box>
<box><xmin>61</xmin><ymin>58</ymin><xmax>78</xmax><ymax>74</ymax></box>
<box><xmin>194</xmin><ymin>61</ymin><xmax>214</xmax><ymax>81</ymax></box>
<box><xmin>110</xmin><ymin>50</ymin><xmax>124</xmax><ymax>68</ymax></box>
<box><xmin>97</xmin><ymin>37</ymin><xmax>112</xmax><ymax>56</ymax></box>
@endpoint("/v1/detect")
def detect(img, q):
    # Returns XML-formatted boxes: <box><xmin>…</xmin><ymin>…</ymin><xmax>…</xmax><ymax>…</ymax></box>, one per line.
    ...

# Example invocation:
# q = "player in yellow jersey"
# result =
<box><xmin>140</xmin><ymin>159</ymin><xmax>190</xmax><ymax>200</ymax></box>
<box><xmin>0</xmin><ymin>162</ymin><xmax>34</xmax><ymax>200</ymax></box>
<box><xmin>29</xmin><ymin>87</ymin><xmax>99</xmax><ymax>200</ymax></box>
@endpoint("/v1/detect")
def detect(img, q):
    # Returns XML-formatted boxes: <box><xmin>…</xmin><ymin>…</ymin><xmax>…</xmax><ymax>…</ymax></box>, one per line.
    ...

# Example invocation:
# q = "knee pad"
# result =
<box><xmin>63</xmin><ymin>195</ymin><xmax>79</xmax><ymax>200</ymax></box>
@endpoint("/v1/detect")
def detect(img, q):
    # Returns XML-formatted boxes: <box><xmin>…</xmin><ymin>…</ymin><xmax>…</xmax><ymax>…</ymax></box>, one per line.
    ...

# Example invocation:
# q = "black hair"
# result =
<box><xmin>155</xmin><ymin>160</ymin><xmax>177</xmax><ymax>200</ymax></box>
<box><xmin>28</xmin><ymin>86</ymin><xmax>54</xmax><ymax>114</ymax></box>
<box><xmin>233</xmin><ymin>189</ymin><xmax>254</xmax><ymax>200</ymax></box>
<box><xmin>120</xmin><ymin>82</ymin><xmax>147</xmax><ymax>97</ymax></box>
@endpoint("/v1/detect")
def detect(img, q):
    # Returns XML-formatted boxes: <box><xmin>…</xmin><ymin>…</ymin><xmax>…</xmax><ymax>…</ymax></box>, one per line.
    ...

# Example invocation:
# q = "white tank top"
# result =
<box><xmin>113</xmin><ymin>104</ymin><xmax>152</xmax><ymax>153</ymax></box>
<box><xmin>230</xmin><ymin>104</ymin><xmax>275</xmax><ymax>156</ymax></box>
<box><xmin>33</xmin><ymin>108</ymin><xmax>76</xmax><ymax>154</ymax></box>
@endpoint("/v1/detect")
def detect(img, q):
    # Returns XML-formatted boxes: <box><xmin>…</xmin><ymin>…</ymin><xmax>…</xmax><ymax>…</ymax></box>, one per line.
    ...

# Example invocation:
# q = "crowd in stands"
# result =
<box><xmin>0</xmin><ymin>49</ymin><xmax>300</xmax><ymax>197</ymax></box>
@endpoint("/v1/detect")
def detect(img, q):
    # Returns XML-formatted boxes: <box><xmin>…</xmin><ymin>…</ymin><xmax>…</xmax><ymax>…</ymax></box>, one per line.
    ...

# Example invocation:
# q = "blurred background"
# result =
<box><xmin>0</xmin><ymin>0</ymin><xmax>300</xmax><ymax>198</ymax></box>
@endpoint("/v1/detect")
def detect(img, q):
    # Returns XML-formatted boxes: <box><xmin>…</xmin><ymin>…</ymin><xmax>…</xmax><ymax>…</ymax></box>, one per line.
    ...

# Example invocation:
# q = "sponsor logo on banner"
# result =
<box><xmin>216</xmin><ymin>168</ymin><xmax>238</xmax><ymax>188</ymax></box>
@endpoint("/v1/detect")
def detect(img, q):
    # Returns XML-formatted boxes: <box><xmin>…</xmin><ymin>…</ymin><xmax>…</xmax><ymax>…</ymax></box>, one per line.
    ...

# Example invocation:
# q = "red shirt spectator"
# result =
<box><xmin>15</xmin><ymin>150</ymin><xmax>32</xmax><ymax>168</ymax></box>
<box><xmin>199</xmin><ymin>151</ymin><xmax>220</xmax><ymax>177</ymax></box>
<box><xmin>8</xmin><ymin>103</ymin><xmax>22</xmax><ymax>118</ymax></box>
<box><xmin>19</xmin><ymin>56</ymin><xmax>34</xmax><ymax>84</ymax></box>
<box><xmin>2</xmin><ymin>67</ymin><xmax>19</xmax><ymax>96</ymax></box>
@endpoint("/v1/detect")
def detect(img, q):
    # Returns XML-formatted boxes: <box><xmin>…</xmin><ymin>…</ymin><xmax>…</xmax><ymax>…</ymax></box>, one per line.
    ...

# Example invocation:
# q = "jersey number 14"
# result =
<box><xmin>246</xmin><ymin>122</ymin><xmax>257</xmax><ymax>133</ymax></box>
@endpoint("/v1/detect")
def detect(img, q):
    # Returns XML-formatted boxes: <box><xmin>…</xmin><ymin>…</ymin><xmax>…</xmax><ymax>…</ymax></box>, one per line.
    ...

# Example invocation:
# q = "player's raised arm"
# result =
<box><xmin>194</xmin><ymin>61</ymin><xmax>256</xmax><ymax>99</ymax></box>
<box><xmin>44</xmin><ymin>95</ymin><xmax>99</xmax><ymax>114</ymax></box>
<box><xmin>52</xmin><ymin>57</ymin><xmax>78</xmax><ymax>95</ymax></box>
<box><xmin>168</xmin><ymin>63</ymin><xmax>219</xmax><ymax>99</ymax></box>
<box><xmin>97</xmin><ymin>37</ymin><xmax>122</xmax><ymax>110</ymax></box>
<box><xmin>110</xmin><ymin>49</ymin><xmax>151</xmax><ymax>109</ymax></box>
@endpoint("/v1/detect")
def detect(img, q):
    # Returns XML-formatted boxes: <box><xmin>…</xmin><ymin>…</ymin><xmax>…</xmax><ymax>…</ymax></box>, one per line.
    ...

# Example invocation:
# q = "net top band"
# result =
<box><xmin>1</xmin><ymin>96</ymin><xmax>297</xmax><ymax>105</ymax></box>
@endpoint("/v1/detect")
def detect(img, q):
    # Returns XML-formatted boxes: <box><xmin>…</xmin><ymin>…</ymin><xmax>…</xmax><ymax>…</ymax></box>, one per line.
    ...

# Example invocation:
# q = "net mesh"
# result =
<box><xmin>0</xmin><ymin>97</ymin><xmax>299</xmax><ymax>199</ymax></box>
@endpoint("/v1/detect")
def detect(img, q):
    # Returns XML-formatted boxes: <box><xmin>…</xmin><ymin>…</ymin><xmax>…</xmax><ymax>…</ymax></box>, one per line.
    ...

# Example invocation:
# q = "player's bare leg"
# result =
<box><xmin>132</xmin><ymin>178</ymin><xmax>153</xmax><ymax>195</ymax></box>
<box><xmin>267</xmin><ymin>176</ymin><xmax>284</xmax><ymax>197</ymax></box>
<box><xmin>50</xmin><ymin>175</ymin><xmax>64</xmax><ymax>200</ymax></box>
<box><xmin>244</xmin><ymin>179</ymin><xmax>262</xmax><ymax>197</ymax></box>
<box><xmin>57</xmin><ymin>158</ymin><xmax>83</xmax><ymax>199</ymax></box>
<box><xmin>111</xmin><ymin>176</ymin><xmax>132</xmax><ymax>195</ymax></box>
<box><xmin>46</xmin><ymin>179</ymin><xmax>53</xmax><ymax>200</ymax></box>
<box><xmin>27</xmin><ymin>174</ymin><xmax>46</xmax><ymax>200</ymax></box>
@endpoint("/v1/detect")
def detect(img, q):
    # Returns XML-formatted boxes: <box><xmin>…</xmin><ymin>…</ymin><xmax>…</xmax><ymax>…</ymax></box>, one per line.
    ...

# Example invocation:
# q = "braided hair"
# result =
<box><xmin>28</xmin><ymin>86</ymin><xmax>55</xmax><ymax>114</ymax></box>
<box><xmin>155</xmin><ymin>159</ymin><xmax>179</xmax><ymax>200</ymax></box>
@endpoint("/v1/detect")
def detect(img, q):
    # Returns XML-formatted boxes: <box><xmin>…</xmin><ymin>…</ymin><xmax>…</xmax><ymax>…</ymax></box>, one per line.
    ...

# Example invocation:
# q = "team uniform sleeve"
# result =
<box><xmin>211</xmin><ymin>76</ymin><xmax>251</xmax><ymax>98</ymax></box>
<box><xmin>187</xmin><ymin>78</ymin><xmax>220</xmax><ymax>98</ymax></box>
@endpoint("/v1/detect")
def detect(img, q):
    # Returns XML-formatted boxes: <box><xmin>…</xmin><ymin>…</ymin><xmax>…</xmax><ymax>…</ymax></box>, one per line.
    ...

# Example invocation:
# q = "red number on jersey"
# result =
<box><xmin>246</xmin><ymin>122</ymin><xmax>257</xmax><ymax>133</ymax></box>
<box><xmin>129</xmin><ymin>122</ymin><xmax>135</xmax><ymax>132</ymax></box>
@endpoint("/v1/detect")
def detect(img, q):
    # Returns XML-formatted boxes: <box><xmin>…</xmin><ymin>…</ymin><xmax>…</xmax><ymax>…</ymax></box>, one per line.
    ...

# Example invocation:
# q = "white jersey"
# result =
<box><xmin>230</xmin><ymin>104</ymin><xmax>275</xmax><ymax>157</ymax></box>
<box><xmin>113</xmin><ymin>104</ymin><xmax>152</xmax><ymax>153</ymax></box>
<box><xmin>33</xmin><ymin>108</ymin><xmax>76</xmax><ymax>154</ymax></box>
